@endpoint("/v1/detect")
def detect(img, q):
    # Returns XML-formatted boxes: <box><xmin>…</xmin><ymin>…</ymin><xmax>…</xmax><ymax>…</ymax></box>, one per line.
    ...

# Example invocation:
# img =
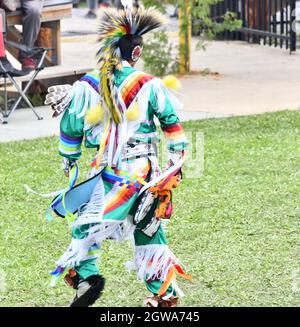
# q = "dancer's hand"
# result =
<box><xmin>62</xmin><ymin>158</ymin><xmax>76</xmax><ymax>179</ymax></box>
<box><xmin>64</xmin><ymin>170</ymin><xmax>69</xmax><ymax>178</ymax></box>
<box><xmin>173</xmin><ymin>171</ymin><xmax>182</xmax><ymax>188</ymax></box>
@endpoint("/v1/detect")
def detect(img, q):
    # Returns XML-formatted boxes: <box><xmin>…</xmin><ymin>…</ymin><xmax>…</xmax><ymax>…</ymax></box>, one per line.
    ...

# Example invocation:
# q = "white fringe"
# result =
<box><xmin>151</xmin><ymin>78</ymin><xmax>183</xmax><ymax>113</ymax></box>
<box><xmin>71</xmin><ymin>177</ymin><xmax>105</xmax><ymax>228</ymax></box>
<box><xmin>127</xmin><ymin>244</ymin><xmax>186</xmax><ymax>297</ymax></box>
<box><xmin>166</xmin><ymin>89</ymin><xmax>183</xmax><ymax>111</ymax></box>
<box><xmin>135</xmin><ymin>82</ymin><xmax>152</xmax><ymax>126</ymax></box>
<box><xmin>56</xmin><ymin>175</ymin><xmax>136</xmax><ymax>269</ymax></box>
<box><xmin>56</xmin><ymin>220</ymin><xmax>135</xmax><ymax>268</ymax></box>
<box><xmin>133</xmin><ymin>244</ymin><xmax>178</xmax><ymax>282</ymax></box>
<box><xmin>151</xmin><ymin>78</ymin><xmax>166</xmax><ymax>114</ymax></box>
<box><xmin>64</xmin><ymin>81</ymin><xmax>101</xmax><ymax>119</ymax></box>
<box><xmin>172</xmin><ymin>279</ymin><xmax>185</xmax><ymax>298</ymax></box>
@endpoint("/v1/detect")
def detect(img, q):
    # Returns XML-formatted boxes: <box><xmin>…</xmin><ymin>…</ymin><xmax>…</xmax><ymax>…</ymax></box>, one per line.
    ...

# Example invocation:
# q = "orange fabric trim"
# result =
<box><xmin>158</xmin><ymin>266</ymin><xmax>176</xmax><ymax>296</ymax></box>
<box><xmin>121</xmin><ymin>72</ymin><xmax>144</xmax><ymax>100</ymax></box>
<box><xmin>158</xmin><ymin>264</ymin><xmax>192</xmax><ymax>296</ymax></box>
<box><xmin>174</xmin><ymin>264</ymin><xmax>192</xmax><ymax>281</ymax></box>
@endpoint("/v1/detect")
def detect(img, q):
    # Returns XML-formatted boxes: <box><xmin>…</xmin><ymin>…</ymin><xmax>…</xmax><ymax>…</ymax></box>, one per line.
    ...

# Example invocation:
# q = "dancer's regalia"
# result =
<box><xmin>46</xmin><ymin>3</ymin><xmax>190</xmax><ymax>307</ymax></box>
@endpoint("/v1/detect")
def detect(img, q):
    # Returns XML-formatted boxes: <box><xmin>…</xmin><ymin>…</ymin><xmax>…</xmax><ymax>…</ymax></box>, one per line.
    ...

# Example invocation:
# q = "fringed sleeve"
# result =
<box><xmin>58</xmin><ymin>70</ymin><xmax>102</xmax><ymax>161</ymax></box>
<box><xmin>150</xmin><ymin>80</ymin><xmax>189</xmax><ymax>166</ymax></box>
<box><xmin>59</xmin><ymin>107</ymin><xmax>84</xmax><ymax>161</ymax></box>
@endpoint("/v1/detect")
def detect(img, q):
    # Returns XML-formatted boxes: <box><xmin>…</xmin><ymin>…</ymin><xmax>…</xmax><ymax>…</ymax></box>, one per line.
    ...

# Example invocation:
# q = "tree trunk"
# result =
<box><xmin>179</xmin><ymin>0</ymin><xmax>192</xmax><ymax>74</ymax></box>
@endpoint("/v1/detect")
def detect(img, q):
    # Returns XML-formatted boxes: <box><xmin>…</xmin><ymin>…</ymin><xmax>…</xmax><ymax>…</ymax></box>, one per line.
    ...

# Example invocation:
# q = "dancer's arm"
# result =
<box><xmin>46</xmin><ymin>70</ymin><xmax>101</xmax><ymax>175</ymax></box>
<box><xmin>150</xmin><ymin>84</ymin><xmax>188</xmax><ymax>171</ymax></box>
<box><xmin>59</xmin><ymin>109</ymin><xmax>85</xmax><ymax>176</ymax></box>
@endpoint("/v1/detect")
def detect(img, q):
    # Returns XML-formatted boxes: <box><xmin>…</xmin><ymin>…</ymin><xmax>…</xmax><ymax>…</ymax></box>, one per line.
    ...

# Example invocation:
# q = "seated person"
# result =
<box><xmin>19</xmin><ymin>0</ymin><xmax>44</xmax><ymax>70</ymax></box>
<box><xmin>0</xmin><ymin>0</ymin><xmax>43</xmax><ymax>70</ymax></box>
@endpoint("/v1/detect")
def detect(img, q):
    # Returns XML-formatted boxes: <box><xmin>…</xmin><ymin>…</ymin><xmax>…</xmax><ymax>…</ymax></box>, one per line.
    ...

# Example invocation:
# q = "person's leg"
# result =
<box><xmin>114</xmin><ymin>0</ymin><xmax>123</xmax><ymax>9</ymax></box>
<box><xmin>72</xmin><ymin>0</ymin><xmax>79</xmax><ymax>8</ymax></box>
<box><xmin>63</xmin><ymin>223</ymin><xmax>105</xmax><ymax>307</ymax></box>
<box><xmin>71</xmin><ymin>224</ymin><xmax>101</xmax><ymax>279</ymax></box>
<box><xmin>21</xmin><ymin>0</ymin><xmax>43</xmax><ymax>48</ymax></box>
<box><xmin>20</xmin><ymin>0</ymin><xmax>43</xmax><ymax>69</ymax></box>
<box><xmin>134</xmin><ymin>204</ymin><xmax>181</xmax><ymax>307</ymax></box>
<box><xmin>86</xmin><ymin>0</ymin><xmax>98</xmax><ymax>19</ymax></box>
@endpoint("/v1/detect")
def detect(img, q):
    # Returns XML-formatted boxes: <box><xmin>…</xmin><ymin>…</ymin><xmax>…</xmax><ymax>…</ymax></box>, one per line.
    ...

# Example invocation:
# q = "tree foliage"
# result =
<box><xmin>142</xmin><ymin>0</ymin><xmax>242</xmax><ymax>41</ymax></box>
<box><xmin>141</xmin><ymin>0</ymin><xmax>242</xmax><ymax>74</ymax></box>
<box><xmin>191</xmin><ymin>0</ymin><xmax>242</xmax><ymax>40</ymax></box>
<box><xmin>142</xmin><ymin>30</ymin><xmax>179</xmax><ymax>77</ymax></box>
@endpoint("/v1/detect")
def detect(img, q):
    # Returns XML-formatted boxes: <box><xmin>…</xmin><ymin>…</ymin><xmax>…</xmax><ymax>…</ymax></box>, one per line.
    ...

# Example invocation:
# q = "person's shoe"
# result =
<box><xmin>21</xmin><ymin>57</ymin><xmax>37</xmax><ymax>71</ymax></box>
<box><xmin>144</xmin><ymin>295</ymin><xmax>179</xmax><ymax>307</ymax></box>
<box><xmin>170</xmin><ymin>12</ymin><xmax>179</xmax><ymax>18</ymax></box>
<box><xmin>68</xmin><ymin>274</ymin><xmax>105</xmax><ymax>307</ymax></box>
<box><xmin>85</xmin><ymin>11</ymin><xmax>97</xmax><ymax>19</ymax></box>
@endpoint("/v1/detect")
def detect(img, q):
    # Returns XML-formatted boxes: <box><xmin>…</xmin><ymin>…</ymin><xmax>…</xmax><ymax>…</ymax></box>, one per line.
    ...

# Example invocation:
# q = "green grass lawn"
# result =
<box><xmin>0</xmin><ymin>110</ymin><xmax>300</xmax><ymax>307</ymax></box>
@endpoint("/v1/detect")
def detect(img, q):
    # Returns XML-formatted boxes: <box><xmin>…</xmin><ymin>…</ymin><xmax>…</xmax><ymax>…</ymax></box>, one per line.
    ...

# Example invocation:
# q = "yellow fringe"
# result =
<box><xmin>86</xmin><ymin>103</ymin><xmax>105</xmax><ymax>125</ymax></box>
<box><xmin>162</xmin><ymin>75</ymin><xmax>181</xmax><ymax>91</ymax></box>
<box><xmin>125</xmin><ymin>101</ymin><xmax>140</xmax><ymax>121</ymax></box>
<box><xmin>96</xmin><ymin>118</ymin><xmax>111</xmax><ymax>169</ymax></box>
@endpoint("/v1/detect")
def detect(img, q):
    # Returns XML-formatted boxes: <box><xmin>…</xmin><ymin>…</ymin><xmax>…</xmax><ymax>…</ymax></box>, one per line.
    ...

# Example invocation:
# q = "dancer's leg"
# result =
<box><xmin>134</xmin><ymin>207</ymin><xmax>179</xmax><ymax>306</ymax></box>
<box><xmin>64</xmin><ymin>224</ymin><xmax>104</xmax><ymax>307</ymax></box>
<box><xmin>72</xmin><ymin>224</ymin><xmax>101</xmax><ymax>279</ymax></box>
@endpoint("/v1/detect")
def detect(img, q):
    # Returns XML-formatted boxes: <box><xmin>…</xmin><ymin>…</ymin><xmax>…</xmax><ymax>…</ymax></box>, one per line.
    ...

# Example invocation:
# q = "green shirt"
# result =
<box><xmin>59</xmin><ymin>66</ymin><xmax>188</xmax><ymax>161</ymax></box>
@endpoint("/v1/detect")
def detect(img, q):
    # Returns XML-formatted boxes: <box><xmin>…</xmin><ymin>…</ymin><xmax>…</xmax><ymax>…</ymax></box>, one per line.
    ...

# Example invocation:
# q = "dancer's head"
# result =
<box><xmin>96</xmin><ymin>2</ymin><xmax>167</xmax><ymax>123</ymax></box>
<box><xmin>118</xmin><ymin>34</ymin><xmax>143</xmax><ymax>66</ymax></box>
<box><xmin>97</xmin><ymin>6</ymin><xmax>166</xmax><ymax>69</ymax></box>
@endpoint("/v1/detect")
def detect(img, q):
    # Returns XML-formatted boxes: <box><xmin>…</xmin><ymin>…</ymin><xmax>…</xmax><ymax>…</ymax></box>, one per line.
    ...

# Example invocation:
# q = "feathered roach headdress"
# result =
<box><xmin>97</xmin><ymin>1</ymin><xmax>166</xmax><ymax>123</ymax></box>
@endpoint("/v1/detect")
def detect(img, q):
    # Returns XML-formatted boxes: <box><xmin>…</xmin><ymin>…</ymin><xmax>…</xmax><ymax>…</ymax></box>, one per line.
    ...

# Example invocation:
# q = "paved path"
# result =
<box><xmin>187</xmin><ymin>40</ymin><xmax>300</xmax><ymax>116</ymax></box>
<box><xmin>52</xmin><ymin>8</ymin><xmax>300</xmax><ymax>117</ymax></box>
<box><xmin>0</xmin><ymin>106</ymin><xmax>225</xmax><ymax>143</ymax></box>
<box><xmin>1</xmin><ymin>8</ymin><xmax>300</xmax><ymax>142</ymax></box>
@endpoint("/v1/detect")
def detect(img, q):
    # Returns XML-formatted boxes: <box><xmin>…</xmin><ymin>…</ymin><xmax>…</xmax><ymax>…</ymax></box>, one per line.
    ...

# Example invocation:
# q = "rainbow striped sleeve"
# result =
<box><xmin>59</xmin><ymin>103</ymin><xmax>85</xmax><ymax>160</ymax></box>
<box><xmin>149</xmin><ymin>86</ymin><xmax>188</xmax><ymax>152</ymax></box>
<box><xmin>59</xmin><ymin>131</ymin><xmax>83</xmax><ymax>160</ymax></box>
<box><xmin>80</xmin><ymin>69</ymin><xmax>100</xmax><ymax>93</ymax></box>
<box><xmin>162</xmin><ymin>122</ymin><xmax>188</xmax><ymax>152</ymax></box>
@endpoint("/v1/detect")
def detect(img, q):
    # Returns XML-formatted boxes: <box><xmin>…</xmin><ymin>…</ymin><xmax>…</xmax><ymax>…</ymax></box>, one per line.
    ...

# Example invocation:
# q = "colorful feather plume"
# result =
<box><xmin>121</xmin><ymin>0</ymin><xmax>133</xmax><ymax>10</ymax></box>
<box><xmin>121</xmin><ymin>0</ymin><xmax>133</xmax><ymax>22</ymax></box>
<box><xmin>97</xmin><ymin>7</ymin><xmax>166</xmax><ymax>64</ymax></box>
<box><xmin>99</xmin><ymin>57</ymin><xmax>122</xmax><ymax>123</ymax></box>
<box><xmin>97</xmin><ymin>7</ymin><xmax>166</xmax><ymax>123</ymax></box>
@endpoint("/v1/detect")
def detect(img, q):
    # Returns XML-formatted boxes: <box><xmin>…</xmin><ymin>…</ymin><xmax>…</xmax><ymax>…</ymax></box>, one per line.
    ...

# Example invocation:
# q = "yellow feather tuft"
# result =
<box><xmin>162</xmin><ymin>75</ymin><xmax>181</xmax><ymax>91</ymax></box>
<box><xmin>125</xmin><ymin>101</ymin><xmax>140</xmax><ymax>121</ymax></box>
<box><xmin>86</xmin><ymin>103</ymin><xmax>104</xmax><ymax>125</ymax></box>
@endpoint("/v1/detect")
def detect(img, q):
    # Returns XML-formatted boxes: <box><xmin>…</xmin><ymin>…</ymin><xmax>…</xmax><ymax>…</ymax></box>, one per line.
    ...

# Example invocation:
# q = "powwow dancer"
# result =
<box><xmin>45</xmin><ymin>1</ymin><xmax>191</xmax><ymax>307</ymax></box>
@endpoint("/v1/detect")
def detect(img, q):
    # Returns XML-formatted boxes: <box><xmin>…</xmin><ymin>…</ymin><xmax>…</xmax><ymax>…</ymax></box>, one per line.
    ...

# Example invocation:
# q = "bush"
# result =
<box><xmin>142</xmin><ymin>30</ymin><xmax>179</xmax><ymax>77</ymax></box>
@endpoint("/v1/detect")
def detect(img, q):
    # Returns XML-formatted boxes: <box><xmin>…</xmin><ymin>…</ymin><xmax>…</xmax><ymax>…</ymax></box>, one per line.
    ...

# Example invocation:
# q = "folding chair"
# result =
<box><xmin>0</xmin><ymin>8</ymin><xmax>49</xmax><ymax>124</ymax></box>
